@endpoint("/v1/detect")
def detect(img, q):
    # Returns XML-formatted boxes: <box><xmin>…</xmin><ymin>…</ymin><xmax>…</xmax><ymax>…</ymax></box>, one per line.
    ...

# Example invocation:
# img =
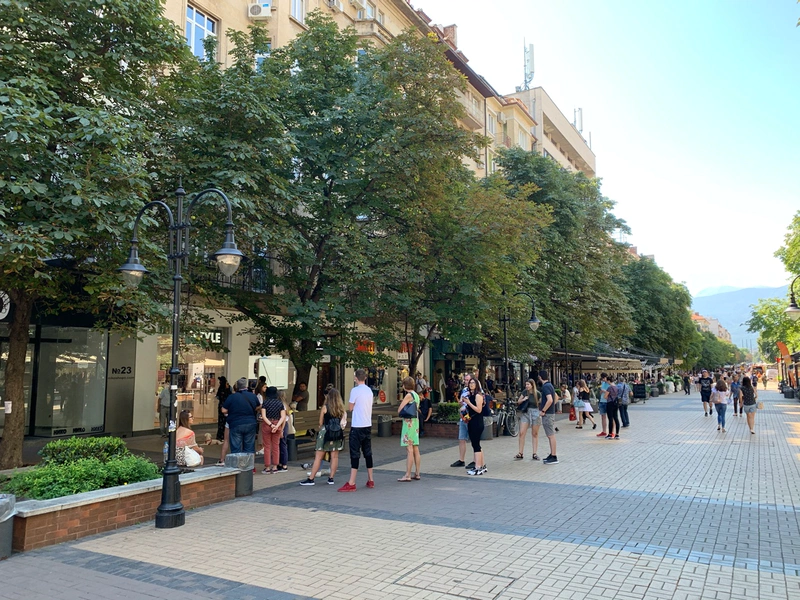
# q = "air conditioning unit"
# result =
<box><xmin>496</xmin><ymin>113</ymin><xmax>506</xmax><ymax>124</ymax></box>
<box><xmin>248</xmin><ymin>1</ymin><xmax>272</xmax><ymax>20</ymax></box>
<box><xmin>328</xmin><ymin>0</ymin><xmax>344</xmax><ymax>11</ymax></box>
<box><xmin>350</xmin><ymin>0</ymin><xmax>366</xmax><ymax>9</ymax></box>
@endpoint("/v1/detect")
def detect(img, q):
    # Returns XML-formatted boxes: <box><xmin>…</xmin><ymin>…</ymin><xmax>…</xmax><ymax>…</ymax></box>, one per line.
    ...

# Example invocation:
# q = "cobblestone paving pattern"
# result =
<box><xmin>1</xmin><ymin>388</ymin><xmax>798</xmax><ymax>600</ymax></box>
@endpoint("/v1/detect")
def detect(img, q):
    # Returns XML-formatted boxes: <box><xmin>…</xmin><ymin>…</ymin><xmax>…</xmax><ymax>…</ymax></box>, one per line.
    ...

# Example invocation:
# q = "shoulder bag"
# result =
<box><xmin>399</xmin><ymin>392</ymin><xmax>419</xmax><ymax>419</ymax></box>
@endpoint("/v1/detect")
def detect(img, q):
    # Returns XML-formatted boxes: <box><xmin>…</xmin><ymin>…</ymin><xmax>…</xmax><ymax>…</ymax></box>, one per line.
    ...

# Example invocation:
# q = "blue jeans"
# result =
<box><xmin>229</xmin><ymin>422</ymin><xmax>257</xmax><ymax>454</ymax></box>
<box><xmin>715</xmin><ymin>403</ymin><xmax>727</xmax><ymax>428</ymax></box>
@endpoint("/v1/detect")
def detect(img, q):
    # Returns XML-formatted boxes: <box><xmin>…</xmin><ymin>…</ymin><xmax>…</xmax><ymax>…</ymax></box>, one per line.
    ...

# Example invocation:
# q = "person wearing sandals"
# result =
<box><xmin>260</xmin><ymin>386</ymin><xmax>286</xmax><ymax>474</ymax></box>
<box><xmin>397</xmin><ymin>376</ymin><xmax>422</xmax><ymax>482</ymax></box>
<box><xmin>299</xmin><ymin>388</ymin><xmax>346</xmax><ymax>485</ymax></box>
<box><xmin>741</xmin><ymin>376</ymin><xmax>758</xmax><ymax>434</ymax></box>
<box><xmin>515</xmin><ymin>379</ymin><xmax>542</xmax><ymax>461</ymax></box>
<box><xmin>576</xmin><ymin>379</ymin><xmax>596</xmax><ymax>430</ymax></box>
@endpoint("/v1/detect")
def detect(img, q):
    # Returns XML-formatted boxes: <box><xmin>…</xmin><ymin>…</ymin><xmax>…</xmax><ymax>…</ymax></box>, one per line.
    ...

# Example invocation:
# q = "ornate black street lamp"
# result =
<box><xmin>119</xmin><ymin>185</ymin><xmax>244</xmax><ymax>529</ymax></box>
<box><xmin>499</xmin><ymin>290</ymin><xmax>540</xmax><ymax>399</ymax></box>
<box><xmin>786</xmin><ymin>275</ymin><xmax>800</xmax><ymax>321</ymax></box>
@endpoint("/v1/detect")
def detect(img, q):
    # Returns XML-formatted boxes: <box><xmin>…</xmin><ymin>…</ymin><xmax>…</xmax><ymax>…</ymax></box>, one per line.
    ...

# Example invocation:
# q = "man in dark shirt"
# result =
<box><xmin>698</xmin><ymin>369</ymin><xmax>714</xmax><ymax>417</ymax></box>
<box><xmin>293</xmin><ymin>382</ymin><xmax>310</xmax><ymax>411</ymax></box>
<box><xmin>222</xmin><ymin>377</ymin><xmax>259</xmax><ymax>454</ymax></box>
<box><xmin>418</xmin><ymin>392</ymin><xmax>433</xmax><ymax>437</ymax></box>
<box><xmin>537</xmin><ymin>370</ymin><xmax>558</xmax><ymax>465</ymax></box>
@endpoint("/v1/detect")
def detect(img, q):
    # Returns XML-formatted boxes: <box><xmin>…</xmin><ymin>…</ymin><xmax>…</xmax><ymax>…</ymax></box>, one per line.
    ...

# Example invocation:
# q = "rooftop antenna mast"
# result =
<box><xmin>522</xmin><ymin>41</ymin><xmax>534</xmax><ymax>90</ymax></box>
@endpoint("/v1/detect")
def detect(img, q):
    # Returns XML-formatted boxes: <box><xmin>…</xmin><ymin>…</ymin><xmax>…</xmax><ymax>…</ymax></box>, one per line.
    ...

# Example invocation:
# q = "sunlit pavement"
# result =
<box><xmin>2</xmin><ymin>386</ymin><xmax>799</xmax><ymax>600</ymax></box>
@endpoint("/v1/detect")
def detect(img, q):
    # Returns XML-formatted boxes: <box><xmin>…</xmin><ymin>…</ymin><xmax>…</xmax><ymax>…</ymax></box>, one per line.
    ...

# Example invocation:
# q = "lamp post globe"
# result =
<box><xmin>786</xmin><ymin>303</ymin><xmax>800</xmax><ymax>322</ymax></box>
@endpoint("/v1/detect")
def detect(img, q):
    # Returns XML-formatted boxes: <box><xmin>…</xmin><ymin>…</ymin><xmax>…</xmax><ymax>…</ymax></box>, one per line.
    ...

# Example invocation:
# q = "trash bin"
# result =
<box><xmin>481</xmin><ymin>416</ymin><xmax>494</xmax><ymax>440</ymax></box>
<box><xmin>784</xmin><ymin>388</ymin><xmax>795</xmax><ymax>399</ymax></box>
<box><xmin>0</xmin><ymin>494</ymin><xmax>15</xmax><ymax>560</ymax></box>
<box><xmin>377</xmin><ymin>415</ymin><xmax>393</xmax><ymax>437</ymax></box>
<box><xmin>224</xmin><ymin>453</ymin><xmax>254</xmax><ymax>497</ymax></box>
<box><xmin>287</xmin><ymin>434</ymin><xmax>298</xmax><ymax>461</ymax></box>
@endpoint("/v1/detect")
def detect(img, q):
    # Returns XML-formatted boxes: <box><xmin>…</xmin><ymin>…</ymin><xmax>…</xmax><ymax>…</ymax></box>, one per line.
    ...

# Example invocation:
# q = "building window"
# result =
<box><xmin>358</xmin><ymin>2</ymin><xmax>375</xmax><ymax>19</ymax></box>
<box><xmin>487</xmin><ymin>113</ymin><xmax>496</xmax><ymax>134</ymax></box>
<box><xmin>291</xmin><ymin>0</ymin><xmax>305</xmax><ymax>23</ymax></box>
<box><xmin>377</xmin><ymin>10</ymin><xmax>385</xmax><ymax>24</ymax></box>
<box><xmin>186</xmin><ymin>5</ymin><xmax>216</xmax><ymax>59</ymax></box>
<box><xmin>255</xmin><ymin>43</ymin><xmax>272</xmax><ymax>70</ymax></box>
<box><xmin>518</xmin><ymin>131</ymin><xmax>527</xmax><ymax>149</ymax></box>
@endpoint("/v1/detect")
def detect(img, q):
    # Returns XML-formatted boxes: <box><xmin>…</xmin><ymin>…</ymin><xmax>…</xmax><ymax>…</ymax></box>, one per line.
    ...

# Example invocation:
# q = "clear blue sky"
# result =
<box><xmin>415</xmin><ymin>0</ymin><xmax>800</xmax><ymax>296</ymax></box>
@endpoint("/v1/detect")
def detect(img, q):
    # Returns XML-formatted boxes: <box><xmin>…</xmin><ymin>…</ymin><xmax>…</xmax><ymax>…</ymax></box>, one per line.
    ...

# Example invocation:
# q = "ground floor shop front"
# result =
<box><xmin>0</xmin><ymin>308</ymin><xmax>423</xmax><ymax>439</ymax></box>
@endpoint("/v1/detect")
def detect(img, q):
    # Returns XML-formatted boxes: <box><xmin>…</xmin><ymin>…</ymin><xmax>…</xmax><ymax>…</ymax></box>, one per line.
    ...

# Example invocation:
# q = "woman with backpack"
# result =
<box><xmin>299</xmin><ymin>388</ymin><xmax>346</xmax><ymax>486</ymax></box>
<box><xmin>397</xmin><ymin>376</ymin><xmax>422</xmax><ymax>481</ymax></box>
<box><xmin>741</xmin><ymin>376</ymin><xmax>758</xmax><ymax>434</ymax></box>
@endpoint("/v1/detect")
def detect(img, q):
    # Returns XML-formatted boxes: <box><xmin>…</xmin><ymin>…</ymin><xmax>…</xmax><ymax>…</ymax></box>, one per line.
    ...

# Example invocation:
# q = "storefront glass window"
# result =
<box><xmin>0</xmin><ymin>324</ymin><xmax>34</xmax><ymax>436</ymax></box>
<box><xmin>34</xmin><ymin>327</ymin><xmax>108</xmax><ymax>436</ymax></box>
<box><xmin>155</xmin><ymin>329</ymin><xmax>227</xmax><ymax>426</ymax></box>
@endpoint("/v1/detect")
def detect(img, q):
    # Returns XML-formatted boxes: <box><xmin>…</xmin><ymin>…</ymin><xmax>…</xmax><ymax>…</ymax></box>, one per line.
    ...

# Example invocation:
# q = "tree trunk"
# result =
<box><xmin>477</xmin><ymin>352</ymin><xmax>488</xmax><ymax>389</ymax></box>
<box><xmin>289</xmin><ymin>338</ymin><xmax>314</xmax><ymax>406</ymax></box>
<box><xmin>409</xmin><ymin>340</ymin><xmax>427</xmax><ymax>377</ymax></box>
<box><xmin>0</xmin><ymin>291</ymin><xmax>34</xmax><ymax>469</ymax></box>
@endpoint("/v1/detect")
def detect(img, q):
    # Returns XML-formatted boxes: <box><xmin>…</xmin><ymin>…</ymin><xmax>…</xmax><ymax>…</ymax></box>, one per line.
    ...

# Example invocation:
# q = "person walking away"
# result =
<box><xmin>617</xmin><ymin>377</ymin><xmax>632</xmax><ymax>428</ymax></box>
<box><xmin>418</xmin><ymin>390</ymin><xmax>432</xmax><ymax>438</ymax></box>
<box><xmin>397</xmin><ymin>377</ymin><xmax>422</xmax><ymax>481</ymax></box>
<box><xmin>741</xmin><ymin>376</ymin><xmax>758</xmax><ymax>434</ymax></box>
<box><xmin>515</xmin><ymin>379</ymin><xmax>542</xmax><ymax>460</ymax></box>
<box><xmin>602</xmin><ymin>373</ymin><xmax>621</xmax><ymax>439</ymax></box>
<box><xmin>339</xmin><ymin>368</ymin><xmax>375</xmax><ymax>492</ymax></box>
<box><xmin>299</xmin><ymin>388</ymin><xmax>346</xmax><ymax>486</ymax></box>
<box><xmin>450</xmin><ymin>373</ymin><xmax>472</xmax><ymax>469</ymax></box>
<box><xmin>215</xmin><ymin>376</ymin><xmax>232</xmax><ymax>442</ymax></box>
<box><xmin>259</xmin><ymin>386</ymin><xmax>286</xmax><ymax>474</ymax></box>
<box><xmin>157</xmin><ymin>378</ymin><xmax>171</xmax><ymax>438</ymax></box>
<box><xmin>462</xmin><ymin>378</ymin><xmax>486</xmax><ymax>475</ymax></box>
<box><xmin>698</xmin><ymin>369</ymin><xmax>714</xmax><ymax>417</ymax></box>
<box><xmin>538</xmin><ymin>370</ymin><xmax>559</xmax><ymax>464</ymax></box>
<box><xmin>222</xmin><ymin>378</ymin><xmax>259</xmax><ymax>454</ymax></box>
<box><xmin>730</xmin><ymin>374</ymin><xmax>742</xmax><ymax>416</ymax></box>
<box><xmin>576</xmin><ymin>379</ymin><xmax>596</xmax><ymax>429</ymax></box>
<box><xmin>711</xmin><ymin>379</ymin><xmax>729</xmax><ymax>432</ymax></box>
<box><xmin>596</xmin><ymin>376</ymin><xmax>610</xmax><ymax>438</ymax></box>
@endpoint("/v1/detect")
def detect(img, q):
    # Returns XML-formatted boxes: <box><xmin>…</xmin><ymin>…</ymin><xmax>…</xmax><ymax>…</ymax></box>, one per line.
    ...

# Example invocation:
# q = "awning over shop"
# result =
<box><xmin>580</xmin><ymin>359</ymin><xmax>643</xmax><ymax>374</ymax></box>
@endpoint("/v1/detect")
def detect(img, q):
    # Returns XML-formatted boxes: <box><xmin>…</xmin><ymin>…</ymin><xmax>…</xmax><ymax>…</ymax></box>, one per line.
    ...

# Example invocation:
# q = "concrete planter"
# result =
<box><xmin>12</xmin><ymin>467</ymin><xmax>238</xmax><ymax>553</ymax></box>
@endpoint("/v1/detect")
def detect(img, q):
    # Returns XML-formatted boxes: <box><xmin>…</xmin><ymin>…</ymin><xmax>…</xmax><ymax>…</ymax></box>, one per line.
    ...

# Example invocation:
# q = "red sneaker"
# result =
<box><xmin>596</xmin><ymin>432</ymin><xmax>607</xmax><ymax>437</ymax></box>
<box><xmin>337</xmin><ymin>482</ymin><xmax>356</xmax><ymax>492</ymax></box>
<box><xmin>366</xmin><ymin>480</ymin><xmax>375</xmax><ymax>489</ymax></box>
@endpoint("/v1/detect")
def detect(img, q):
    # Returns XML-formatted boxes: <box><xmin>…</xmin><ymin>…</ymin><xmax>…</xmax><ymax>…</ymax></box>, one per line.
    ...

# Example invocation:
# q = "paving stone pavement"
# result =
<box><xmin>2</xmin><ymin>386</ymin><xmax>799</xmax><ymax>600</ymax></box>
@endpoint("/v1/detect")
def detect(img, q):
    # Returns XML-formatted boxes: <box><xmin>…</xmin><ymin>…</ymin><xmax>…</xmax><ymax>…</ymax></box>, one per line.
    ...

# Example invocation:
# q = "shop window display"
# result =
<box><xmin>154</xmin><ymin>330</ymin><xmax>227</xmax><ymax>426</ymax></box>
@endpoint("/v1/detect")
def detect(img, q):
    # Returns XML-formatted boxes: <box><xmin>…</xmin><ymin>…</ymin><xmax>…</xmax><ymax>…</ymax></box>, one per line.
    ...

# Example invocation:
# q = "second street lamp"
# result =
<box><xmin>119</xmin><ymin>185</ymin><xmax>244</xmax><ymax>529</ymax></box>
<box><xmin>786</xmin><ymin>275</ymin><xmax>800</xmax><ymax>322</ymax></box>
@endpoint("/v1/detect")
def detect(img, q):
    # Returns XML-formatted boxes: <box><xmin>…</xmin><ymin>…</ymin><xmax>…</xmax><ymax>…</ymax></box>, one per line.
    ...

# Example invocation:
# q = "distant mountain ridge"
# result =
<box><xmin>695</xmin><ymin>286</ymin><xmax>743</xmax><ymax>298</ymax></box>
<box><xmin>691</xmin><ymin>285</ymin><xmax>788</xmax><ymax>348</ymax></box>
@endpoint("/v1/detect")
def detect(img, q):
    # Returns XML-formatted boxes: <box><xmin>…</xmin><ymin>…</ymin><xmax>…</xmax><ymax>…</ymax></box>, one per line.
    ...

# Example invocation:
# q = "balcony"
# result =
<box><xmin>194</xmin><ymin>256</ymin><xmax>273</xmax><ymax>295</ymax></box>
<box><xmin>457</xmin><ymin>90</ymin><xmax>484</xmax><ymax>131</ymax></box>
<box><xmin>494</xmin><ymin>132</ymin><xmax>511</xmax><ymax>148</ymax></box>
<box><xmin>354</xmin><ymin>19</ymin><xmax>392</xmax><ymax>45</ymax></box>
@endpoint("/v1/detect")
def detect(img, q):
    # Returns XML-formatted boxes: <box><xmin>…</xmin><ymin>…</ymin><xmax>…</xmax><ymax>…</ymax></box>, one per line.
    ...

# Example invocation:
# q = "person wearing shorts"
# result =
<box><xmin>515</xmin><ymin>379</ymin><xmax>542</xmax><ymax>461</ymax></box>
<box><xmin>698</xmin><ymin>369</ymin><xmax>714</xmax><ymax>416</ymax></box>
<box><xmin>537</xmin><ymin>370</ymin><xmax>558</xmax><ymax>465</ymax></box>
<box><xmin>450</xmin><ymin>373</ymin><xmax>473</xmax><ymax>469</ymax></box>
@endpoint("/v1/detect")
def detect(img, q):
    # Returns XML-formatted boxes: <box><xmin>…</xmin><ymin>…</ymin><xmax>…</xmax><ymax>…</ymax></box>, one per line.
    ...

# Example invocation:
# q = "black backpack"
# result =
<box><xmin>324</xmin><ymin>414</ymin><xmax>343</xmax><ymax>442</ymax></box>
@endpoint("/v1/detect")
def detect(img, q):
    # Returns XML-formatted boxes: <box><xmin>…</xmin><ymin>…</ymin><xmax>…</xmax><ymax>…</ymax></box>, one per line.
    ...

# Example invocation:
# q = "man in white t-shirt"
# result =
<box><xmin>338</xmin><ymin>368</ymin><xmax>375</xmax><ymax>492</ymax></box>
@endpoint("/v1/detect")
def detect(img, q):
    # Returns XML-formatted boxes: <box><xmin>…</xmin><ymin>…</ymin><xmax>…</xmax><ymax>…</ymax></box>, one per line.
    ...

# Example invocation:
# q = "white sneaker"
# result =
<box><xmin>256</xmin><ymin>449</ymin><xmax>264</xmax><ymax>455</ymax></box>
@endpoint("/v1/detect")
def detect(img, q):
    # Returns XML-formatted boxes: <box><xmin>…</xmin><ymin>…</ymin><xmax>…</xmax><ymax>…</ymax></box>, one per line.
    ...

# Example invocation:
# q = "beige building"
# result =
<box><xmin>508</xmin><ymin>87</ymin><xmax>596</xmax><ymax>178</ymax></box>
<box><xmin>691</xmin><ymin>312</ymin><xmax>732</xmax><ymax>343</ymax></box>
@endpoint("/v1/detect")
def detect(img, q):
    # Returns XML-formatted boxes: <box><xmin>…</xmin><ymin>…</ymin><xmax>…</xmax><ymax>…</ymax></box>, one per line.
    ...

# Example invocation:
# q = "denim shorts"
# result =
<box><xmin>598</xmin><ymin>402</ymin><xmax>607</xmax><ymax>415</ymax></box>
<box><xmin>743</xmin><ymin>404</ymin><xmax>757</xmax><ymax>414</ymax></box>
<box><xmin>458</xmin><ymin>419</ymin><xmax>469</xmax><ymax>440</ymax></box>
<box><xmin>520</xmin><ymin>409</ymin><xmax>541</xmax><ymax>426</ymax></box>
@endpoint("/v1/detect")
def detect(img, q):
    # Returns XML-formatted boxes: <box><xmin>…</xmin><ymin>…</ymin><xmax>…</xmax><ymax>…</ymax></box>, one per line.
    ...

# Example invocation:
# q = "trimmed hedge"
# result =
<box><xmin>39</xmin><ymin>436</ymin><xmax>130</xmax><ymax>466</ymax></box>
<box><xmin>3</xmin><ymin>456</ymin><xmax>160</xmax><ymax>500</ymax></box>
<box><xmin>2</xmin><ymin>436</ymin><xmax>159</xmax><ymax>500</ymax></box>
<box><xmin>434</xmin><ymin>402</ymin><xmax>461</xmax><ymax>422</ymax></box>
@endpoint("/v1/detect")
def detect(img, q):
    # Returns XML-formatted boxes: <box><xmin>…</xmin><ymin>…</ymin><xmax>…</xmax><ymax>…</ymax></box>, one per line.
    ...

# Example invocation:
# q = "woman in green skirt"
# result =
<box><xmin>397</xmin><ymin>376</ymin><xmax>421</xmax><ymax>481</ymax></box>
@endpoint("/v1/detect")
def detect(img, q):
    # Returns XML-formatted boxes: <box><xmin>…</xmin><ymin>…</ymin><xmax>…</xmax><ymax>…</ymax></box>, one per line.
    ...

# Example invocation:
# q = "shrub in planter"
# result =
<box><xmin>39</xmin><ymin>436</ymin><xmax>130</xmax><ymax>466</ymax></box>
<box><xmin>3</xmin><ymin>455</ymin><xmax>160</xmax><ymax>500</ymax></box>
<box><xmin>434</xmin><ymin>402</ymin><xmax>461</xmax><ymax>422</ymax></box>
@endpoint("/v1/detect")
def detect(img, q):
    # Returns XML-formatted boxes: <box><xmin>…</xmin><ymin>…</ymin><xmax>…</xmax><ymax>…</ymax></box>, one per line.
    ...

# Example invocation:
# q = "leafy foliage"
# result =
<box><xmin>620</xmin><ymin>258</ymin><xmax>696</xmax><ymax>357</ymax></box>
<box><xmin>433</xmin><ymin>403</ymin><xmax>461</xmax><ymax>423</ymax></box>
<box><xmin>747</xmin><ymin>296</ymin><xmax>800</xmax><ymax>358</ymax></box>
<box><xmin>38</xmin><ymin>436</ymin><xmax>130</xmax><ymax>466</ymax></box>
<box><xmin>3</xmin><ymin>456</ymin><xmax>160</xmax><ymax>500</ymax></box>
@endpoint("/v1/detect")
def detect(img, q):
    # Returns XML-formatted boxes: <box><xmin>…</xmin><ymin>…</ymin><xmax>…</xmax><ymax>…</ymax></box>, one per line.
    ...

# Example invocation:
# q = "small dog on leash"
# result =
<box><xmin>204</xmin><ymin>433</ymin><xmax>223</xmax><ymax>445</ymax></box>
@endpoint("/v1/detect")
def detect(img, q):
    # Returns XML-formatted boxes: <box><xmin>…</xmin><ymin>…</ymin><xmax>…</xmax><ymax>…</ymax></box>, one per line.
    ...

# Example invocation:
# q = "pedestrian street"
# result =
<box><xmin>2</xmin><ymin>387</ymin><xmax>800</xmax><ymax>600</ymax></box>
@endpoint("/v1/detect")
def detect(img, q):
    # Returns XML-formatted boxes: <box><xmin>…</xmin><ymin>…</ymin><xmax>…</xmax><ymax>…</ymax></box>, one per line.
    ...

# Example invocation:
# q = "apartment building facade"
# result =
<box><xmin>509</xmin><ymin>87</ymin><xmax>596</xmax><ymax>178</ymax></box>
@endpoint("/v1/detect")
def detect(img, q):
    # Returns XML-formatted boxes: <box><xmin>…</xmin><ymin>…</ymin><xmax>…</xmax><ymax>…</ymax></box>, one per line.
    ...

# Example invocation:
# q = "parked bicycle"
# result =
<box><xmin>494</xmin><ymin>393</ymin><xmax>519</xmax><ymax>437</ymax></box>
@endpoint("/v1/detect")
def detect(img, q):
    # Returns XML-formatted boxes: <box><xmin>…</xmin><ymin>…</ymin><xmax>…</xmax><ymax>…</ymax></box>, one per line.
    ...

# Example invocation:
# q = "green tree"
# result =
<box><xmin>0</xmin><ymin>0</ymin><xmax>190</xmax><ymax>468</ymax></box>
<box><xmin>696</xmin><ymin>331</ymin><xmax>734</xmax><ymax>370</ymax></box>
<box><xmin>159</xmin><ymin>14</ymin><xmax>483</xmax><ymax>389</ymax></box>
<box><xmin>494</xmin><ymin>148</ymin><xmax>634</xmax><ymax>356</ymax></box>
<box><xmin>621</xmin><ymin>257</ymin><xmax>696</xmax><ymax>358</ymax></box>
<box><xmin>747</xmin><ymin>296</ymin><xmax>800</xmax><ymax>358</ymax></box>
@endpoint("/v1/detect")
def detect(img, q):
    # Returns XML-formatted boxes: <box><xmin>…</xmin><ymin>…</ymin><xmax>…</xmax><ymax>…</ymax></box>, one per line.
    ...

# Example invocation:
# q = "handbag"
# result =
<box><xmin>183</xmin><ymin>446</ymin><xmax>202</xmax><ymax>467</ymax></box>
<box><xmin>757</xmin><ymin>401</ymin><xmax>764</xmax><ymax>410</ymax></box>
<box><xmin>573</xmin><ymin>398</ymin><xmax>585</xmax><ymax>409</ymax></box>
<box><xmin>399</xmin><ymin>392</ymin><xmax>419</xmax><ymax>419</ymax></box>
<box><xmin>568</xmin><ymin>405</ymin><xmax>577</xmax><ymax>421</ymax></box>
<box><xmin>517</xmin><ymin>394</ymin><xmax>530</xmax><ymax>412</ymax></box>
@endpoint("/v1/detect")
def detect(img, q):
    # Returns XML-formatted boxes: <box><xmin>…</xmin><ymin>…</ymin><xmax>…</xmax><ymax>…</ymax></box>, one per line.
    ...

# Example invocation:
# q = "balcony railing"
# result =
<box><xmin>194</xmin><ymin>256</ymin><xmax>273</xmax><ymax>295</ymax></box>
